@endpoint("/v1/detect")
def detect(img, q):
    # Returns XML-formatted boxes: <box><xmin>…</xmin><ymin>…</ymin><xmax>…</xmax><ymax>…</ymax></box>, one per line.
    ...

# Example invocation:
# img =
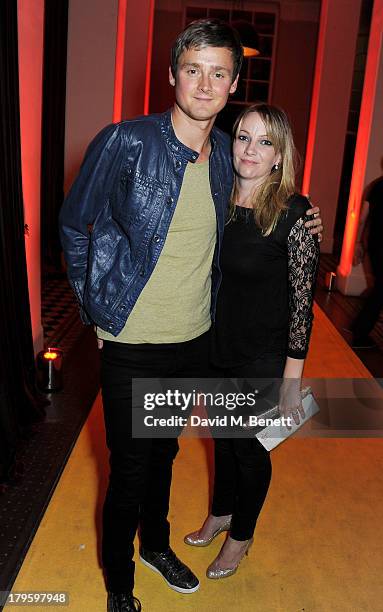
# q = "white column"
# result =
<box><xmin>302</xmin><ymin>0</ymin><xmax>362</xmax><ymax>254</ymax></box>
<box><xmin>337</xmin><ymin>0</ymin><xmax>383</xmax><ymax>295</ymax></box>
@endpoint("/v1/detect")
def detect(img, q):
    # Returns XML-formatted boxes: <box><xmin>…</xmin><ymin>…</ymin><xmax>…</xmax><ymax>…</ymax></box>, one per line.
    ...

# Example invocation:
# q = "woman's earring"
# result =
<box><xmin>272</xmin><ymin>163</ymin><xmax>280</xmax><ymax>171</ymax></box>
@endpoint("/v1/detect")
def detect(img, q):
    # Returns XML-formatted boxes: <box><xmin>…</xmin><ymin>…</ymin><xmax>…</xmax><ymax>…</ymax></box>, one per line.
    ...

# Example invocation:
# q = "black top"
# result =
<box><xmin>211</xmin><ymin>194</ymin><xmax>320</xmax><ymax>368</ymax></box>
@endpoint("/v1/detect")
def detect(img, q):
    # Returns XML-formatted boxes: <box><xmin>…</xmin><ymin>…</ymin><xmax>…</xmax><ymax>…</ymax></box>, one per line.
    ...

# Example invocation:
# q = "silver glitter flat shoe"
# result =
<box><xmin>184</xmin><ymin>517</ymin><xmax>232</xmax><ymax>547</ymax></box>
<box><xmin>206</xmin><ymin>537</ymin><xmax>253</xmax><ymax>579</ymax></box>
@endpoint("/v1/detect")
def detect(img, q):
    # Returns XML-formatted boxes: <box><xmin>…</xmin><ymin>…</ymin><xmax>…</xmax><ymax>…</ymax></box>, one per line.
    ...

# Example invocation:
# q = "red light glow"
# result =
<box><xmin>143</xmin><ymin>0</ymin><xmax>155</xmax><ymax>115</ymax></box>
<box><xmin>302</xmin><ymin>0</ymin><xmax>328</xmax><ymax>196</ymax></box>
<box><xmin>113</xmin><ymin>0</ymin><xmax>128</xmax><ymax>122</ymax></box>
<box><xmin>338</xmin><ymin>0</ymin><xmax>383</xmax><ymax>277</ymax></box>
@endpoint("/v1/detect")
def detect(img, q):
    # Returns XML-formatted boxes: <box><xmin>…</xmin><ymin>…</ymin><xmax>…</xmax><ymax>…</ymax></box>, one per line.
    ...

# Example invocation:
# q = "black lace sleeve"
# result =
<box><xmin>287</xmin><ymin>217</ymin><xmax>320</xmax><ymax>359</ymax></box>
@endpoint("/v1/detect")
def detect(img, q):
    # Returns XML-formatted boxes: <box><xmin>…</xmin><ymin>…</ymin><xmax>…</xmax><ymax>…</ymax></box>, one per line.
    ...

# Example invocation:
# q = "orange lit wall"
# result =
<box><xmin>338</xmin><ymin>0</ymin><xmax>383</xmax><ymax>282</ymax></box>
<box><xmin>271</xmin><ymin>2</ymin><xmax>320</xmax><ymax>182</ymax></box>
<box><xmin>65</xmin><ymin>0</ymin><xmax>154</xmax><ymax>190</ymax></box>
<box><xmin>64</xmin><ymin>0</ymin><xmax>118</xmax><ymax>192</ymax></box>
<box><xmin>120</xmin><ymin>0</ymin><xmax>155</xmax><ymax>119</ymax></box>
<box><xmin>17</xmin><ymin>0</ymin><xmax>44</xmax><ymax>354</ymax></box>
<box><xmin>149</xmin><ymin>8</ymin><xmax>183</xmax><ymax>114</ymax></box>
<box><xmin>302</xmin><ymin>0</ymin><xmax>361</xmax><ymax>253</ymax></box>
<box><xmin>113</xmin><ymin>0</ymin><xmax>154</xmax><ymax>120</ymax></box>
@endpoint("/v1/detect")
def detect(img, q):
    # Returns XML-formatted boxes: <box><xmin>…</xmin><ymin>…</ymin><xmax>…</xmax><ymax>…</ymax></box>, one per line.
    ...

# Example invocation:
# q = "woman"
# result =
<box><xmin>184</xmin><ymin>103</ymin><xmax>320</xmax><ymax>578</ymax></box>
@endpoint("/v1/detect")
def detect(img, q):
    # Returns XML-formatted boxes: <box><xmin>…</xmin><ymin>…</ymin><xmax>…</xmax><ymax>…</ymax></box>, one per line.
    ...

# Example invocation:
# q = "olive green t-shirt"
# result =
<box><xmin>97</xmin><ymin>160</ymin><xmax>216</xmax><ymax>343</ymax></box>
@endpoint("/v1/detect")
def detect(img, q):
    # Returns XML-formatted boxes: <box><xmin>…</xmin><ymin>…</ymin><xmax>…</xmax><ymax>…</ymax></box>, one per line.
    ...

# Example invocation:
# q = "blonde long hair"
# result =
<box><xmin>230</xmin><ymin>103</ymin><xmax>298</xmax><ymax>235</ymax></box>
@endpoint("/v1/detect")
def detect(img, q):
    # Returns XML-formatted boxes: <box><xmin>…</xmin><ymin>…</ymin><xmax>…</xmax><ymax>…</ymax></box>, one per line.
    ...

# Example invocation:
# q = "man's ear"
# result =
<box><xmin>229</xmin><ymin>74</ymin><xmax>239</xmax><ymax>95</ymax></box>
<box><xmin>169</xmin><ymin>66</ymin><xmax>176</xmax><ymax>87</ymax></box>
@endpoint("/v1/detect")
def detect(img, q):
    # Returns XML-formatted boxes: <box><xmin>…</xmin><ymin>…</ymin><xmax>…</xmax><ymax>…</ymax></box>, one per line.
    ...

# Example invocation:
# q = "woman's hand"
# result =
<box><xmin>278</xmin><ymin>378</ymin><xmax>305</xmax><ymax>430</ymax></box>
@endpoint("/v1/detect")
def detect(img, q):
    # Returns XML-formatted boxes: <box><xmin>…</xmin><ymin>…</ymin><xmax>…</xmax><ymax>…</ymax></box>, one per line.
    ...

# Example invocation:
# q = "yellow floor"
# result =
<box><xmin>9</xmin><ymin>305</ymin><xmax>383</xmax><ymax>611</ymax></box>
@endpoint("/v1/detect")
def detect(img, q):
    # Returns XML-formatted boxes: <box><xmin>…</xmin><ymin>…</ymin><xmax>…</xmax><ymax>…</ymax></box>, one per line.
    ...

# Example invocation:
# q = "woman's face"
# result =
<box><xmin>233</xmin><ymin>112</ymin><xmax>281</xmax><ymax>187</ymax></box>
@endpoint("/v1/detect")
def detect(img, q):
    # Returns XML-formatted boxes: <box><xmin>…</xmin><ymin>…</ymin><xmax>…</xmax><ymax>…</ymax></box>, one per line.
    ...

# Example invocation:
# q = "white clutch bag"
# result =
<box><xmin>255</xmin><ymin>387</ymin><xmax>319</xmax><ymax>451</ymax></box>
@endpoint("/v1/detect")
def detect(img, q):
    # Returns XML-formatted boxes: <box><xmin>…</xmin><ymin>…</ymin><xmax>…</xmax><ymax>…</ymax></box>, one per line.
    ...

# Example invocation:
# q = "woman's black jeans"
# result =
<box><xmin>211</xmin><ymin>352</ymin><xmax>285</xmax><ymax>541</ymax></box>
<box><xmin>100</xmin><ymin>331</ymin><xmax>210</xmax><ymax>593</ymax></box>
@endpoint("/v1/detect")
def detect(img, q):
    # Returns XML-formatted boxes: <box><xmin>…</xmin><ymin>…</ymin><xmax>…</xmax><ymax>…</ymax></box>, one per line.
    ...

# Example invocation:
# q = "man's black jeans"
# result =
<box><xmin>353</xmin><ymin>250</ymin><xmax>383</xmax><ymax>339</ymax></box>
<box><xmin>100</xmin><ymin>331</ymin><xmax>210</xmax><ymax>593</ymax></box>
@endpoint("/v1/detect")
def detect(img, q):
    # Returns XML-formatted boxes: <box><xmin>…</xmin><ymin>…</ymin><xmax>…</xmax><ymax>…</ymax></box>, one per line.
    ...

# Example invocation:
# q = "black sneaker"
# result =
<box><xmin>139</xmin><ymin>546</ymin><xmax>200</xmax><ymax>593</ymax></box>
<box><xmin>107</xmin><ymin>592</ymin><xmax>141</xmax><ymax>612</ymax></box>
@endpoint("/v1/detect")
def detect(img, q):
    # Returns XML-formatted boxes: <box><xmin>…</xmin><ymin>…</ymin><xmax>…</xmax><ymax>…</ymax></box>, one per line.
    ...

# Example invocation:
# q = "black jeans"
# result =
<box><xmin>353</xmin><ymin>250</ymin><xmax>383</xmax><ymax>338</ymax></box>
<box><xmin>100</xmin><ymin>331</ymin><xmax>210</xmax><ymax>592</ymax></box>
<box><xmin>211</xmin><ymin>352</ymin><xmax>285</xmax><ymax>541</ymax></box>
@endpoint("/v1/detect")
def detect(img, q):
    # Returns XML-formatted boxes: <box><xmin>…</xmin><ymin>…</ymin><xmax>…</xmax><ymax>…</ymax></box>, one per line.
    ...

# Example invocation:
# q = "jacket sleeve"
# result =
<box><xmin>59</xmin><ymin>124</ymin><xmax>123</xmax><ymax>322</ymax></box>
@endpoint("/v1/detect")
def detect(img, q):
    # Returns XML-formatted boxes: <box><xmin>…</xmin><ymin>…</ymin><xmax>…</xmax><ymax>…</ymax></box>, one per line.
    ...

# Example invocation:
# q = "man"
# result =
<box><xmin>60</xmin><ymin>19</ymin><xmax>322</xmax><ymax>612</ymax></box>
<box><xmin>352</xmin><ymin>175</ymin><xmax>383</xmax><ymax>348</ymax></box>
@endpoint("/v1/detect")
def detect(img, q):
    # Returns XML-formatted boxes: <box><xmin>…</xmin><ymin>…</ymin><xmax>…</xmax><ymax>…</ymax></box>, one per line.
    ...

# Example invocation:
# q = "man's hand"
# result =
<box><xmin>94</xmin><ymin>326</ymin><xmax>103</xmax><ymax>349</ymax></box>
<box><xmin>305</xmin><ymin>204</ymin><xmax>323</xmax><ymax>242</ymax></box>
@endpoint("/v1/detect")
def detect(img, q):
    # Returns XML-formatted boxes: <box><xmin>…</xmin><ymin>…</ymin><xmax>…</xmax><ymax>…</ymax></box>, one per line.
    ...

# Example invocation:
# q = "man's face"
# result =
<box><xmin>169</xmin><ymin>46</ymin><xmax>238</xmax><ymax>122</ymax></box>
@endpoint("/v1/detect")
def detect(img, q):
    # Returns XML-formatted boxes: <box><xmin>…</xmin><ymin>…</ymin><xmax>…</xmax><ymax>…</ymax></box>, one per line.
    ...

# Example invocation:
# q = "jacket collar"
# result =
<box><xmin>160</xmin><ymin>109</ymin><xmax>217</xmax><ymax>162</ymax></box>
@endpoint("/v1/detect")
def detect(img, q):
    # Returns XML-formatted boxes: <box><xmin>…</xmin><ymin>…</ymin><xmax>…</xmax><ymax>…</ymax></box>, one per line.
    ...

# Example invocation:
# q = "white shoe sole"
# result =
<box><xmin>139</xmin><ymin>555</ymin><xmax>200</xmax><ymax>594</ymax></box>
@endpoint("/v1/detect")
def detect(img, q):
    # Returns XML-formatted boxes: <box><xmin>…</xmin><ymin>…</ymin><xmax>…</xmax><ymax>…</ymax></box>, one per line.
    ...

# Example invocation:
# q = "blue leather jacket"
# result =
<box><xmin>59</xmin><ymin>109</ymin><xmax>234</xmax><ymax>336</ymax></box>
